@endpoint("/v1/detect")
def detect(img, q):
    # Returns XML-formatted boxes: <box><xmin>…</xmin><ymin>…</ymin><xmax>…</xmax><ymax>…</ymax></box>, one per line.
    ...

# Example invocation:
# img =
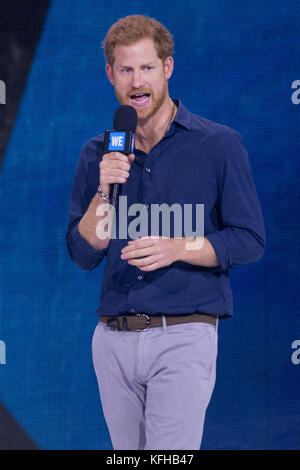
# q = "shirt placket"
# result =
<box><xmin>125</xmin><ymin>146</ymin><xmax>158</xmax><ymax>312</ymax></box>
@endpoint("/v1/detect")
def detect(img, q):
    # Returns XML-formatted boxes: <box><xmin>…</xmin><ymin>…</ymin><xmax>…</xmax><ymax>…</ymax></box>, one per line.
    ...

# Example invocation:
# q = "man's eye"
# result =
<box><xmin>145</xmin><ymin>66</ymin><xmax>153</xmax><ymax>71</ymax></box>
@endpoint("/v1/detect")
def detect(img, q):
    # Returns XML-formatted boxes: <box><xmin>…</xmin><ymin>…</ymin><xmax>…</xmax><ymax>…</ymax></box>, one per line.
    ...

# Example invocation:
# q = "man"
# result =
<box><xmin>66</xmin><ymin>15</ymin><xmax>265</xmax><ymax>450</ymax></box>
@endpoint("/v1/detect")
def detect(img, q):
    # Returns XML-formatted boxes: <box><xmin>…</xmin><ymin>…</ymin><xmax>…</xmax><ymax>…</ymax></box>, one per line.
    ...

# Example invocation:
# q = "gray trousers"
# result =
<box><xmin>92</xmin><ymin>316</ymin><xmax>218</xmax><ymax>450</ymax></box>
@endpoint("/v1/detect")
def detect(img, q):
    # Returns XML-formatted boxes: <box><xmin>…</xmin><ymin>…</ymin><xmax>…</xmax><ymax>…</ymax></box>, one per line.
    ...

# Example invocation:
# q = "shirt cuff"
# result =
<box><xmin>70</xmin><ymin>224</ymin><xmax>107</xmax><ymax>269</ymax></box>
<box><xmin>206</xmin><ymin>231</ymin><xmax>231</xmax><ymax>271</ymax></box>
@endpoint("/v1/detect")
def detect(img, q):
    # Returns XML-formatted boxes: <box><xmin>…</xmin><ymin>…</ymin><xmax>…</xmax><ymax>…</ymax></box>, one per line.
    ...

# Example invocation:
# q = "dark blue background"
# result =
<box><xmin>0</xmin><ymin>0</ymin><xmax>299</xmax><ymax>449</ymax></box>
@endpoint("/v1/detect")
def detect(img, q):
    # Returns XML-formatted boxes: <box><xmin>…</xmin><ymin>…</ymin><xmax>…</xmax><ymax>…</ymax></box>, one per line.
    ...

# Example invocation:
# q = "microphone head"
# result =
<box><xmin>113</xmin><ymin>105</ymin><xmax>138</xmax><ymax>132</ymax></box>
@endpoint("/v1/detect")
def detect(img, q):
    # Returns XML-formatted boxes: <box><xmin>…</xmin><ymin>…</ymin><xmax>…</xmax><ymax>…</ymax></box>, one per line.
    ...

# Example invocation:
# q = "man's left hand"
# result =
<box><xmin>120</xmin><ymin>236</ymin><xmax>181</xmax><ymax>271</ymax></box>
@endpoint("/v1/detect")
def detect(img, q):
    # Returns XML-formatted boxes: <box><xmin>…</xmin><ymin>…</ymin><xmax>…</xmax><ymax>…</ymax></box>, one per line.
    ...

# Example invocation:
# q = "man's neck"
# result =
<box><xmin>135</xmin><ymin>97</ymin><xmax>176</xmax><ymax>154</ymax></box>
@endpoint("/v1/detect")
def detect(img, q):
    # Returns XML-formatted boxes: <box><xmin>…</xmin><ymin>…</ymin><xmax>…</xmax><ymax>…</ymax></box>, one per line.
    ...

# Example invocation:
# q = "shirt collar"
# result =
<box><xmin>172</xmin><ymin>98</ymin><xmax>191</xmax><ymax>130</ymax></box>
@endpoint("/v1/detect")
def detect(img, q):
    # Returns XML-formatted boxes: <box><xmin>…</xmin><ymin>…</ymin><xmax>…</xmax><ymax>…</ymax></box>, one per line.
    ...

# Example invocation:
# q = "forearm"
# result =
<box><xmin>175</xmin><ymin>237</ymin><xmax>220</xmax><ymax>268</ymax></box>
<box><xmin>78</xmin><ymin>193</ymin><xmax>113</xmax><ymax>251</ymax></box>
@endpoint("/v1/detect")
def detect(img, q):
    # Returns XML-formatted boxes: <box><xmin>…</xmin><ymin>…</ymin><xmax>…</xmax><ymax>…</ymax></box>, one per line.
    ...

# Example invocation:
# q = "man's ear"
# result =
<box><xmin>164</xmin><ymin>56</ymin><xmax>174</xmax><ymax>80</ymax></box>
<box><xmin>105</xmin><ymin>63</ymin><xmax>115</xmax><ymax>86</ymax></box>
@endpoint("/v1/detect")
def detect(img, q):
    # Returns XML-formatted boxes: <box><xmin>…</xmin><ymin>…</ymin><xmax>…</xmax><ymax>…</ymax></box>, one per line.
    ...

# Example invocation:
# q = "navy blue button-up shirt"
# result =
<box><xmin>66</xmin><ymin>99</ymin><xmax>265</xmax><ymax>319</ymax></box>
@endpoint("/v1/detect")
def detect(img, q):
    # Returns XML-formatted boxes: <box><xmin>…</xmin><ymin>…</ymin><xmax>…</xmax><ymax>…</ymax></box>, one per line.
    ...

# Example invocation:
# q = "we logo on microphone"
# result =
<box><xmin>108</xmin><ymin>132</ymin><xmax>126</xmax><ymax>151</ymax></box>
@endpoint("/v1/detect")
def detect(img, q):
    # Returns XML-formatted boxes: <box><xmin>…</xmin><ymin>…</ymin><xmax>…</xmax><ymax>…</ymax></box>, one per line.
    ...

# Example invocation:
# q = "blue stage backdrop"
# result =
<box><xmin>0</xmin><ymin>0</ymin><xmax>299</xmax><ymax>450</ymax></box>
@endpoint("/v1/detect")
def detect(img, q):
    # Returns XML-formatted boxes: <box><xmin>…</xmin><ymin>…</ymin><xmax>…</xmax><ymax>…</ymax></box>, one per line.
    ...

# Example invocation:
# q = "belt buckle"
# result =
<box><xmin>135</xmin><ymin>313</ymin><xmax>150</xmax><ymax>331</ymax></box>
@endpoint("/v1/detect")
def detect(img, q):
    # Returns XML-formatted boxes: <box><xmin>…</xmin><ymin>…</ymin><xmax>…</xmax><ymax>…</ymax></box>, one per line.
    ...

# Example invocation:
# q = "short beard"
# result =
<box><xmin>138</xmin><ymin>82</ymin><xmax>168</xmax><ymax>127</ymax></box>
<box><xmin>114</xmin><ymin>78</ymin><xmax>169</xmax><ymax>127</ymax></box>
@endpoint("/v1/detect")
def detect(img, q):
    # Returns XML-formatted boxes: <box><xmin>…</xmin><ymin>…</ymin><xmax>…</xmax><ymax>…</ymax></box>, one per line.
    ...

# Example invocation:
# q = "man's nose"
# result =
<box><xmin>131</xmin><ymin>70</ymin><xmax>145</xmax><ymax>89</ymax></box>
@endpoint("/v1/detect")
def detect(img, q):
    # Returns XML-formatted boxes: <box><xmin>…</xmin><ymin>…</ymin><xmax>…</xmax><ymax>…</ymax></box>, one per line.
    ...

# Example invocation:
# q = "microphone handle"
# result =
<box><xmin>103</xmin><ymin>130</ymin><xmax>135</xmax><ymax>208</ymax></box>
<box><xmin>109</xmin><ymin>182</ymin><xmax>121</xmax><ymax>209</ymax></box>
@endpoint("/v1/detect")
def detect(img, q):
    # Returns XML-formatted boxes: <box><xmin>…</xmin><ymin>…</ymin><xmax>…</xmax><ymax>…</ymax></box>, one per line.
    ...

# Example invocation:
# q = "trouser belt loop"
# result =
<box><xmin>122</xmin><ymin>316</ymin><xmax>128</xmax><ymax>330</ymax></box>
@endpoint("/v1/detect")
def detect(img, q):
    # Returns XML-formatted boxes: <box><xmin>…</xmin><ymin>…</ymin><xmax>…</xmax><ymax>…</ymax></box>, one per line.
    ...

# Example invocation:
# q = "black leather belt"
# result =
<box><xmin>99</xmin><ymin>313</ymin><xmax>217</xmax><ymax>331</ymax></box>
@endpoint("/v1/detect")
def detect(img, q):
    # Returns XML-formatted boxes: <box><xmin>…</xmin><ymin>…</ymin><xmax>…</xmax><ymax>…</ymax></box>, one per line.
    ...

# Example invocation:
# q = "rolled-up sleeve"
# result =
<box><xmin>206</xmin><ymin>130</ymin><xmax>265</xmax><ymax>271</ymax></box>
<box><xmin>66</xmin><ymin>141</ymin><xmax>107</xmax><ymax>271</ymax></box>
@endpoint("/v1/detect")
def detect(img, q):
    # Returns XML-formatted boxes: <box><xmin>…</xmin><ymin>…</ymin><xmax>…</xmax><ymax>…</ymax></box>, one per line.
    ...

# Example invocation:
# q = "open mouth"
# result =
<box><xmin>130</xmin><ymin>93</ymin><xmax>151</xmax><ymax>107</ymax></box>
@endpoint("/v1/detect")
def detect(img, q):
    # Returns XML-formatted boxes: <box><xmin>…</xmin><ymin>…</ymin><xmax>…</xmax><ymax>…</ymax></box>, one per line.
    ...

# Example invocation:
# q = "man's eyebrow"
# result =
<box><xmin>118</xmin><ymin>63</ymin><xmax>156</xmax><ymax>68</ymax></box>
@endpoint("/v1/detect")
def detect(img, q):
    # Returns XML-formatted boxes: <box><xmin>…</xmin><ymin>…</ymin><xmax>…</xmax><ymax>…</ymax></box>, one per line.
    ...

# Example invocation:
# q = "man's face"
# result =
<box><xmin>106</xmin><ymin>38</ymin><xmax>173</xmax><ymax>124</ymax></box>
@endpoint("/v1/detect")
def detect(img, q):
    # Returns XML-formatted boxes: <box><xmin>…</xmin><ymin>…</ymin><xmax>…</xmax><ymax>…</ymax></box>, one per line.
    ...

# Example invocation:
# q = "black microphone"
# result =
<box><xmin>104</xmin><ymin>105</ymin><xmax>138</xmax><ymax>208</ymax></box>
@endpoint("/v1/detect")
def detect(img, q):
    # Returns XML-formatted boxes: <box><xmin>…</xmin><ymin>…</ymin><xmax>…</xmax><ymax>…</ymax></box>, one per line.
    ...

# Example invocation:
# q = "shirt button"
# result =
<box><xmin>129</xmin><ymin>308</ymin><xmax>136</xmax><ymax>313</ymax></box>
<box><xmin>144</xmin><ymin>203</ymin><xmax>149</xmax><ymax>208</ymax></box>
<box><xmin>137</xmin><ymin>275</ymin><xmax>143</xmax><ymax>280</ymax></box>
<box><xmin>145</xmin><ymin>167</ymin><xmax>151</xmax><ymax>173</ymax></box>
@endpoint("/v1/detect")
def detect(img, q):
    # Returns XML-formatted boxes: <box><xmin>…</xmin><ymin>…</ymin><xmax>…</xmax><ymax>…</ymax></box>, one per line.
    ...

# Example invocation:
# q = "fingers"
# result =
<box><xmin>101</xmin><ymin>168</ymin><xmax>130</xmax><ymax>184</ymax></box>
<box><xmin>121</xmin><ymin>238</ymin><xmax>158</xmax><ymax>266</ymax></box>
<box><xmin>127</xmin><ymin>254</ymin><xmax>160</xmax><ymax>268</ymax></box>
<box><xmin>121</xmin><ymin>245</ymin><xmax>154</xmax><ymax>260</ymax></box>
<box><xmin>123</xmin><ymin>236</ymin><xmax>154</xmax><ymax>252</ymax></box>
<box><xmin>120</xmin><ymin>237</ymin><xmax>173</xmax><ymax>272</ymax></box>
<box><xmin>99</xmin><ymin>152</ymin><xmax>135</xmax><ymax>192</ymax></box>
<box><xmin>139</xmin><ymin>262</ymin><xmax>160</xmax><ymax>272</ymax></box>
<box><xmin>102</xmin><ymin>152</ymin><xmax>134</xmax><ymax>166</ymax></box>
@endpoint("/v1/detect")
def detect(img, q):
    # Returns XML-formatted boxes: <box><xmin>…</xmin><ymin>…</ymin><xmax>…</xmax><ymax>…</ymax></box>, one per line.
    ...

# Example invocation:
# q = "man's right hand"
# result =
<box><xmin>99</xmin><ymin>152</ymin><xmax>135</xmax><ymax>197</ymax></box>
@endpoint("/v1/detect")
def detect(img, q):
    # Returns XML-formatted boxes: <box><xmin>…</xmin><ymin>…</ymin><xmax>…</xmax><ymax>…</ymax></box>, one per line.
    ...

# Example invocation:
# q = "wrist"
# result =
<box><xmin>173</xmin><ymin>238</ymin><xmax>186</xmax><ymax>262</ymax></box>
<box><xmin>174</xmin><ymin>237</ymin><xmax>206</xmax><ymax>262</ymax></box>
<box><xmin>97</xmin><ymin>184</ymin><xmax>111</xmax><ymax>202</ymax></box>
